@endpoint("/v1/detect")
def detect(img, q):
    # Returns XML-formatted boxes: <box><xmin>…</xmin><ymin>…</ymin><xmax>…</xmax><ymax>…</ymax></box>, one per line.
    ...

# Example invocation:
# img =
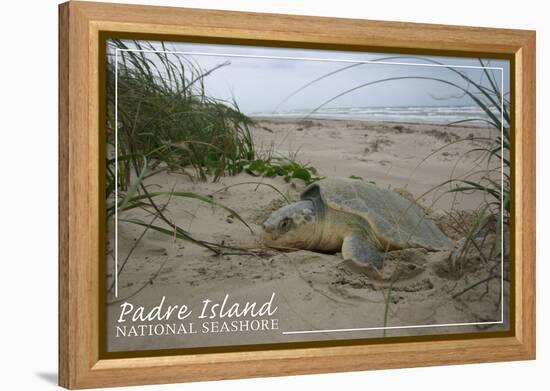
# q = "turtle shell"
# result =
<box><xmin>301</xmin><ymin>177</ymin><xmax>453</xmax><ymax>250</ymax></box>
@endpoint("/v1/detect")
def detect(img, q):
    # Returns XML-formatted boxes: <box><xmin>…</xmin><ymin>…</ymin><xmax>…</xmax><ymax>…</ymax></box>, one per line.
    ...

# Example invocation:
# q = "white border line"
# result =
<box><xmin>113</xmin><ymin>46</ymin><xmax>506</xmax><ymax>330</ymax></box>
<box><xmin>501</xmin><ymin>66</ymin><xmax>505</xmax><ymax>323</ymax></box>
<box><xmin>115</xmin><ymin>48</ymin><xmax>504</xmax><ymax>71</ymax></box>
<box><xmin>282</xmin><ymin>321</ymin><xmax>503</xmax><ymax>335</ymax></box>
<box><xmin>114</xmin><ymin>48</ymin><xmax>119</xmax><ymax>298</ymax></box>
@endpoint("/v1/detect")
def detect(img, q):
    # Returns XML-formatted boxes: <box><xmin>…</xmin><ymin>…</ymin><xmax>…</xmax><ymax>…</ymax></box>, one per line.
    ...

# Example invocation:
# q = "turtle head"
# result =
<box><xmin>261</xmin><ymin>200</ymin><xmax>318</xmax><ymax>249</ymax></box>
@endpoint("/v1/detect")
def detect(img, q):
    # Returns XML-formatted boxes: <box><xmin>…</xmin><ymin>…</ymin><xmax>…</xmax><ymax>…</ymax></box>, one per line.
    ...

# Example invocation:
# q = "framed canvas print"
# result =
<box><xmin>58</xmin><ymin>1</ymin><xmax>536</xmax><ymax>389</ymax></box>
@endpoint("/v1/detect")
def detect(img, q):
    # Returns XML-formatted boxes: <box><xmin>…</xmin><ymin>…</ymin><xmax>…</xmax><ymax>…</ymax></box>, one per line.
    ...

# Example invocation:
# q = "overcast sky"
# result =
<box><xmin>114</xmin><ymin>40</ymin><xmax>510</xmax><ymax>115</ymax></box>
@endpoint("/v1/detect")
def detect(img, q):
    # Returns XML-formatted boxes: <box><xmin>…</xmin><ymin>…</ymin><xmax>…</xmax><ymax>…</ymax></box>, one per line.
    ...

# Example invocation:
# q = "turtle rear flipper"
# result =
<box><xmin>342</xmin><ymin>231</ymin><xmax>384</xmax><ymax>270</ymax></box>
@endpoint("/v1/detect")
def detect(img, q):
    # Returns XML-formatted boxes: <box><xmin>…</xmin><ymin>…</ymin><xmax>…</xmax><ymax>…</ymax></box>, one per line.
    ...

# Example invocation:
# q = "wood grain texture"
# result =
<box><xmin>58</xmin><ymin>1</ymin><xmax>536</xmax><ymax>389</ymax></box>
<box><xmin>72</xmin><ymin>1</ymin><xmax>530</xmax><ymax>54</ymax></box>
<box><xmin>516</xmin><ymin>33</ymin><xmax>536</xmax><ymax>352</ymax></box>
<box><xmin>58</xmin><ymin>3</ymin><xmax>70</xmax><ymax>387</ymax></box>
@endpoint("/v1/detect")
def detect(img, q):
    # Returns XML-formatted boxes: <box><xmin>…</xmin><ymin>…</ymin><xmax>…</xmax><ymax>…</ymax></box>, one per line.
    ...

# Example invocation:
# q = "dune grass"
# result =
<box><xmin>104</xmin><ymin>39</ymin><xmax>261</xmax><ymax>295</ymax></box>
<box><xmin>285</xmin><ymin>56</ymin><xmax>509</xmax><ymax>247</ymax></box>
<box><xmin>106</xmin><ymin>39</ymin><xmax>256</xmax><ymax>186</ymax></box>
<box><xmin>278</xmin><ymin>56</ymin><xmax>509</xmax><ymax>333</ymax></box>
<box><xmin>300</xmin><ymin>57</ymin><xmax>508</xmax><ymax>223</ymax></box>
<box><xmin>106</xmin><ymin>39</ymin><xmax>320</xmax><ymax>189</ymax></box>
<box><xmin>105</xmin><ymin>40</ymin><xmax>319</xmax><ymax>293</ymax></box>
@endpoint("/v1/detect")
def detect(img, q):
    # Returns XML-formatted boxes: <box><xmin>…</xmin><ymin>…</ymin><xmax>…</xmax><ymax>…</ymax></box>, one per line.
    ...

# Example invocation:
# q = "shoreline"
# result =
<box><xmin>250</xmin><ymin>115</ymin><xmax>495</xmax><ymax>129</ymax></box>
<box><xmin>249</xmin><ymin>117</ymin><xmax>499</xmax><ymax>211</ymax></box>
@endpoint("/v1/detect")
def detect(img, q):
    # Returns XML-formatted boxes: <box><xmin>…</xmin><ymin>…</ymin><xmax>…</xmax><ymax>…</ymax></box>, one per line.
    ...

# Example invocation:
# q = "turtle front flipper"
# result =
<box><xmin>342</xmin><ymin>231</ymin><xmax>384</xmax><ymax>270</ymax></box>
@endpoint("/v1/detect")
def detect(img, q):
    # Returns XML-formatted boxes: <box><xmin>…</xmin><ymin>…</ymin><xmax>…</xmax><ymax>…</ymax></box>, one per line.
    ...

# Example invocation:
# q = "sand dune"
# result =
<box><xmin>106</xmin><ymin>118</ymin><xmax>508</xmax><ymax>352</ymax></box>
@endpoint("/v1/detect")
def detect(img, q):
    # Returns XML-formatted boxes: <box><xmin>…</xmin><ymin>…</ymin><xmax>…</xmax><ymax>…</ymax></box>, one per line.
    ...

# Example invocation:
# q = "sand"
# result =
<box><xmin>106</xmin><ymin>118</ymin><xmax>508</xmax><ymax>352</ymax></box>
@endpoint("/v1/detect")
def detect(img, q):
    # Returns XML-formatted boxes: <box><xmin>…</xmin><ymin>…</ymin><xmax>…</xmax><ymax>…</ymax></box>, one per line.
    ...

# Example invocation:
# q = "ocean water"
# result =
<box><xmin>252</xmin><ymin>105</ymin><xmax>502</xmax><ymax>125</ymax></box>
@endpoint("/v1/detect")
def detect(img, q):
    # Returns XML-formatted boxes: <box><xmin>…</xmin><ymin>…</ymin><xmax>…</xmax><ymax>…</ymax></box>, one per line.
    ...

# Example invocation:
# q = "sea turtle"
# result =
<box><xmin>261</xmin><ymin>177</ymin><xmax>454</xmax><ymax>270</ymax></box>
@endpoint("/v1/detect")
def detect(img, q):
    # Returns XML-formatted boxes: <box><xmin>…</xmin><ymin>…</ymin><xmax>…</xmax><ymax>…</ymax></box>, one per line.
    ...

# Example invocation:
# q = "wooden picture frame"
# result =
<box><xmin>59</xmin><ymin>1</ymin><xmax>536</xmax><ymax>389</ymax></box>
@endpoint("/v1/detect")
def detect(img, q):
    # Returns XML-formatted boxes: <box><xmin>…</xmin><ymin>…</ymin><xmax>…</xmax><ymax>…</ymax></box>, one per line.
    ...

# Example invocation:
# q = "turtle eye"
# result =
<box><xmin>279</xmin><ymin>218</ymin><xmax>292</xmax><ymax>232</ymax></box>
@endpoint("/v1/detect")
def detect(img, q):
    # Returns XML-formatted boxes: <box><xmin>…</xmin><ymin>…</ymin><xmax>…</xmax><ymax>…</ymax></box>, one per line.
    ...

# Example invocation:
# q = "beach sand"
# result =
<box><xmin>106</xmin><ymin>118</ymin><xmax>508</xmax><ymax>352</ymax></box>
